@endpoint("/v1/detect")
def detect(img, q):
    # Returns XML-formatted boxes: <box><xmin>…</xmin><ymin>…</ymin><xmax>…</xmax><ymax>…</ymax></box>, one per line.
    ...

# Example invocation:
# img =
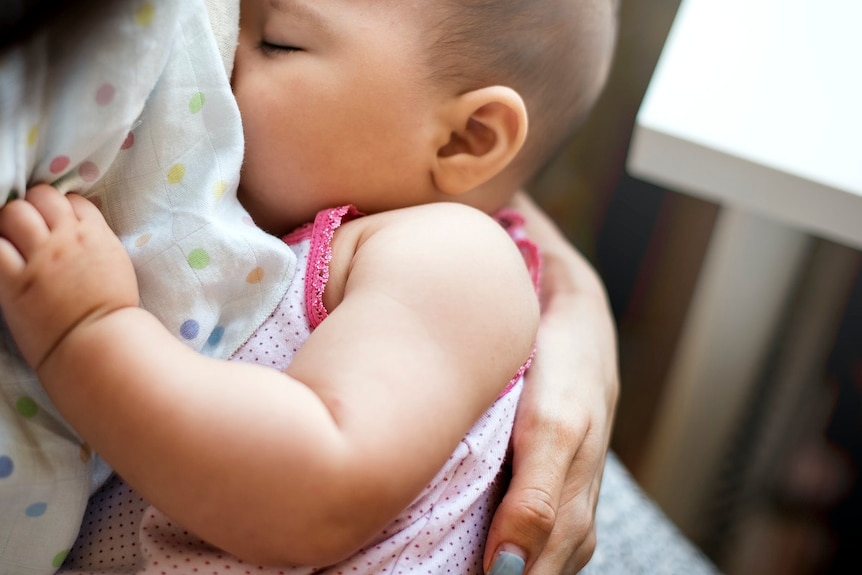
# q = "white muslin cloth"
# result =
<box><xmin>0</xmin><ymin>1</ymin><xmax>294</xmax><ymax>572</ymax></box>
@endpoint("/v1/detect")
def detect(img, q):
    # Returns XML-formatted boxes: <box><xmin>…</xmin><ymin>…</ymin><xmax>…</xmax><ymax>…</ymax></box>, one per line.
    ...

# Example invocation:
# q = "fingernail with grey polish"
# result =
<box><xmin>489</xmin><ymin>551</ymin><xmax>526</xmax><ymax>575</ymax></box>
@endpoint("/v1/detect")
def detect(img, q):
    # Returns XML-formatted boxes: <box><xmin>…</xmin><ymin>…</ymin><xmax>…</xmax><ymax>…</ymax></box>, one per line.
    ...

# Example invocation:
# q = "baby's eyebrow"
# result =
<box><xmin>268</xmin><ymin>0</ymin><xmax>332</xmax><ymax>35</ymax></box>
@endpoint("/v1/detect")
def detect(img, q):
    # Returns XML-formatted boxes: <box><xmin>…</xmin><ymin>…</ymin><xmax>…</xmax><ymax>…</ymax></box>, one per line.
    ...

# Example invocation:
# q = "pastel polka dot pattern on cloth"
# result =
<box><xmin>79</xmin><ymin>161</ymin><xmax>100</xmax><ymax>183</ymax></box>
<box><xmin>1</xmin><ymin>0</ymin><xmax>295</xmax><ymax>571</ymax></box>
<box><xmin>180</xmin><ymin>320</ymin><xmax>200</xmax><ymax>341</ymax></box>
<box><xmin>95</xmin><ymin>83</ymin><xmax>116</xmax><ymax>106</ymax></box>
<box><xmin>207</xmin><ymin>326</ymin><xmax>226</xmax><ymax>347</ymax></box>
<box><xmin>246</xmin><ymin>266</ymin><xmax>265</xmax><ymax>284</ymax></box>
<box><xmin>26</xmin><ymin>502</ymin><xmax>48</xmax><ymax>517</ymax></box>
<box><xmin>0</xmin><ymin>455</ymin><xmax>12</xmax><ymax>478</ymax></box>
<box><xmin>53</xmin><ymin>550</ymin><xmax>70</xmax><ymax>569</ymax></box>
<box><xmin>212</xmin><ymin>180</ymin><xmax>227</xmax><ymax>200</ymax></box>
<box><xmin>50</xmin><ymin>155</ymin><xmax>71</xmax><ymax>174</ymax></box>
<box><xmin>135</xmin><ymin>2</ymin><xmax>156</xmax><ymax>26</ymax></box>
<box><xmin>187</xmin><ymin>248</ymin><xmax>211</xmax><ymax>270</ymax></box>
<box><xmin>0</xmin><ymin>355</ymin><xmax>98</xmax><ymax>574</ymax></box>
<box><xmin>166</xmin><ymin>163</ymin><xmax>185</xmax><ymax>184</ymax></box>
<box><xmin>189</xmin><ymin>92</ymin><xmax>206</xmax><ymax>114</ymax></box>
<box><xmin>16</xmin><ymin>396</ymin><xmax>39</xmax><ymax>417</ymax></box>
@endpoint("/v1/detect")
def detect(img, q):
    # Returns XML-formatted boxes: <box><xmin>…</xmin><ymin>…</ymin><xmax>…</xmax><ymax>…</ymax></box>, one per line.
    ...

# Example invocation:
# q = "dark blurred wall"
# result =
<box><xmin>529</xmin><ymin>1</ymin><xmax>862</xmax><ymax>574</ymax></box>
<box><xmin>530</xmin><ymin>0</ymin><xmax>719</xmax><ymax>478</ymax></box>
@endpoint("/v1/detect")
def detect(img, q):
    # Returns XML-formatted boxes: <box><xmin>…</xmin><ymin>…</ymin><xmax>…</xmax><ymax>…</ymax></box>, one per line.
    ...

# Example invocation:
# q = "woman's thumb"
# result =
<box><xmin>484</xmin><ymin>477</ymin><xmax>561</xmax><ymax>574</ymax></box>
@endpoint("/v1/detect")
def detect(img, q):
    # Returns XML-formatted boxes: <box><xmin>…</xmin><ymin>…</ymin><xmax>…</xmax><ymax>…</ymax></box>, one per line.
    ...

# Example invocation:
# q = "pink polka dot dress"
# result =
<box><xmin>60</xmin><ymin>206</ymin><xmax>539</xmax><ymax>575</ymax></box>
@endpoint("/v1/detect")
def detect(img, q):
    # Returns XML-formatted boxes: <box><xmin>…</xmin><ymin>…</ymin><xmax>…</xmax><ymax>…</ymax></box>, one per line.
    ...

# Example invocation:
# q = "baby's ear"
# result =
<box><xmin>433</xmin><ymin>86</ymin><xmax>528</xmax><ymax>197</ymax></box>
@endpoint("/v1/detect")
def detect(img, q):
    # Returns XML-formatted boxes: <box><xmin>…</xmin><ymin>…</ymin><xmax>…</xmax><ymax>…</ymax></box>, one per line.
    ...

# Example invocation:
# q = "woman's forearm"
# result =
<box><xmin>483</xmin><ymin>191</ymin><xmax>620</xmax><ymax>574</ymax></box>
<box><xmin>511</xmin><ymin>191</ymin><xmax>608</xmax><ymax>302</ymax></box>
<box><xmin>511</xmin><ymin>190</ymin><xmax>618</xmax><ymax>400</ymax></box>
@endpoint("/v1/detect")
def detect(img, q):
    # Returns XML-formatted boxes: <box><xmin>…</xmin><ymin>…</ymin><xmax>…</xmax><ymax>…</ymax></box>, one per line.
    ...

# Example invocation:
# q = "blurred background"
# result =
<box><xmin>529</xmin><ymin>1</ymin><xmax>862</xmax><ymax>573</ymax></box>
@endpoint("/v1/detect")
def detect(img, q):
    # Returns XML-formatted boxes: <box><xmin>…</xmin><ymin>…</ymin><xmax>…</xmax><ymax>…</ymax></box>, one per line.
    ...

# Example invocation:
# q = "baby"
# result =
<box><xmin>0</xmin><ymin>0</ymin><xmax>617</xmax><ymax>573</ymax></box>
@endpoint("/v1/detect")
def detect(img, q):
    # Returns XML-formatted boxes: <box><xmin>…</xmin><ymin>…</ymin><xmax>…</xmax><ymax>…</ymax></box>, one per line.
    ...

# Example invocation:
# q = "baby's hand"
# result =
<box><xmin>0</xmin><ymin>184</ymin><xmax>139</xmax><ymax>370</ymax></box>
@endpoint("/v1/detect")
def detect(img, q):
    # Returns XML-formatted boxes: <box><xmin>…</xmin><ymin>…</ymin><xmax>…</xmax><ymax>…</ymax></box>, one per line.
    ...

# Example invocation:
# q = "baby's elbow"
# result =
<box><xmin>222</xmin><ymin>484</ymin><xmax>389</xmax><ymax>567</ymax></box>
<box><xmin>225</xmin><ymin>518</ymin><xmax>371</xmax><ymax>568</ymax></box>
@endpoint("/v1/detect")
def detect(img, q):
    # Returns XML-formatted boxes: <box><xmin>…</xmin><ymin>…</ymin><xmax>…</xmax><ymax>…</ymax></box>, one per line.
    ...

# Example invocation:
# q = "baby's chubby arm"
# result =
<box><xmin>0</xmin><ymin>188</ymin><xmax>540</xmax><ymax>567</ymax></box>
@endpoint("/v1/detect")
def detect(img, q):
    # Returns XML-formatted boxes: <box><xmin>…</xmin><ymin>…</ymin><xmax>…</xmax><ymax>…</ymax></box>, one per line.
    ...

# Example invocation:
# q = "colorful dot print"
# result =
<box><xmin>95</xmin><ymin>83</ymin><xmax>116</xmax><ymax>106</ymax></box>
<box><xmin>135</xmin><ymin>2</ymin><xmax>155</xmax><ymax>26</ymax></box>
<box><xmin>79</xmin><ymin>161</ymin><xmax>100</xmax><ymax>182</ymax></box>
<box><xmin>189</xmin><ymin>92</ymin><xmax>205</xmax><ymax>114</ymax></box>
<box><xmin>211</xmin><ymin>180</ymin><xmax>227</xmax><ymax>200</ymax></box>
<box><xmin>16</xmin><ymin>396</ymin><xmax>38</xmax><ymax>417</ymax></box>
<box><xmin>25</xmin><ymin>502</ymin><xmax>48</xmax><ymax>517</ymax></box>
<box><xmin>167</xmin><ymin>163</ymin><xmax>185</xmax><ymax>184</ymax></box>
<box><xmin>180</xmin><ymin>320</ymin><xmax>199</xmax><ymax>340</ymax></box>
<box><xmin>246</xmin><ymin>266</ymin><xmax>265</xmax><ymax>284</ymax></box>
<box><xmin>135</xmin><ymin>233</ymin><xmax>152</xmax><ymax>248</ymax></box>
<box><xmin>187</xmin><ymin>248</ymin><xmax>210</xmax><ymax>269</ymax></box>
<box><xmin>27</xmin><ymin>125</ymin><xmax>38</xmax><ymax>146</ymax></box>
<box><xmin>121</xmin><ymin>131</ymin><xmax>135</xmax><ymax>150</ymax></box>
<box><xmin>207</xmin><ymin>326</ymin><xmax>225</xmax><ymax>347</ymax></box>
<box><xmin>0</xmin><ymin>455</ymin><xmax>12</xmax><ymax>478</ymax></box>
<box><xmin>51</xmin><ymin>550</ymin><xmax>69</xmax><ymax>568</ymax></box>
<box><xmin>49</xmin><ymin>155</ymin><xmax>70</xmax><ymax>174</ymax></box>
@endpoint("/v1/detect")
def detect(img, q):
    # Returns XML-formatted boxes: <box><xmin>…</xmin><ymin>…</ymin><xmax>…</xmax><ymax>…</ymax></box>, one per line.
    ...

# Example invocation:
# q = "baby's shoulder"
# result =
<box><xmin>326</xmin><ymin>202</ymin><xmax>538</xmax><ymax>321</ymax></box>
<box><xmin>341</xmin><ymin>203</ymin><xmax>522</xmax><ymax>266</ymax></box>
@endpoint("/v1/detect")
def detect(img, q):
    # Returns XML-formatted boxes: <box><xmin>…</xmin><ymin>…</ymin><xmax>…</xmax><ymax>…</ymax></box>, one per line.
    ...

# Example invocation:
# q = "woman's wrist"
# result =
<box><xmin>512</xmin><ymin>189</ymin><xmax>619</xmax><ymax>409</ymax></box>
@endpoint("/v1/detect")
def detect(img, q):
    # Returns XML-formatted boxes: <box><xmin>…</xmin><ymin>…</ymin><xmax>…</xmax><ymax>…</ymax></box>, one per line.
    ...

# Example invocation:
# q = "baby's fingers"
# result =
<box><xmin>0</xmin><ymin>236</ymin><xmax>25</xmax><ymax>277</ymax></box>
<box><xmin>0</xmin><ymin>198</ymin><xmax>50</xmax><ymax>259</ymax></box>
<box><xmin>67</xmin><ymin>193</ymin><xmax>106</xmax><ymax>224</ymax></box>
<box><xmin>25</xmin><ymin>184</ymin><xmax>77</xmax><ymax>230</ymax></box>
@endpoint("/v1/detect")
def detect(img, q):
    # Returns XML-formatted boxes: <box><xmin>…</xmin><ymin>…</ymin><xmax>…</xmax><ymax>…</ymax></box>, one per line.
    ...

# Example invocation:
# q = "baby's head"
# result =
<box><xmin>424</xmin><ymin>0</ymin><xmax>618</xmax><ymax>204</ymax></box>
<box><xmin>234</xmin><ymin>0</ymin><xmax>617</xmax><ymax>236</ymax></box>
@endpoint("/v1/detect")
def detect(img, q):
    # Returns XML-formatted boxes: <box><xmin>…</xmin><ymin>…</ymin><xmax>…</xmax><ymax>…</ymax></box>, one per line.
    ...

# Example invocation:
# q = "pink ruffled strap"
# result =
<box><xmin>494</xmin><ymin>208</ymin><xmax>541</xmax><ymax>294</ymax></box>
<box><xmin>493</xmin><ymin>208</ymin><xmax>542</xmax><ymax>397</ymax></box>
<box><xmin>303</xmin><ymin>205</ymin><xmax>363</xmax><ymax>329</ymax></box>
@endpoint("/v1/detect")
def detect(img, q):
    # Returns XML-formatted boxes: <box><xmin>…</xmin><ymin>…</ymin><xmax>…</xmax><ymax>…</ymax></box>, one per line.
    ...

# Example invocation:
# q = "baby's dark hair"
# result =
<box><xmin>1</xmin><ymin>0</ymin><xmax>106</xmax><ymax>53</ymax></box>
<box><xmin>426</xmin><ymin>0</ymin><xmax>619</xmax><ymax>186</ymax></box>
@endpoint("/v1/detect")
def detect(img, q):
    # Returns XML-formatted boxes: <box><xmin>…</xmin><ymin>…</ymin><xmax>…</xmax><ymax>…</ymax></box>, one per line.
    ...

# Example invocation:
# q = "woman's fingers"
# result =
<box><xmin>484</xmin><ymin>404</ymin><xmax>575</xmax><ymax>574</ymax></box>
<box><xmin>528</xmin><ymin>441</ymin><xmax>603</xmax><ymax>574</ymax></box>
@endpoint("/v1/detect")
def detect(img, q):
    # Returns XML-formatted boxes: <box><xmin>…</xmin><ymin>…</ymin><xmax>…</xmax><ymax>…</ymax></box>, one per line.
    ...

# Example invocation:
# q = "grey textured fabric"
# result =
<box><xmin>583</xmin><ymin>453</ymin><xmax>721</xmax><ymax>574</ymax></box>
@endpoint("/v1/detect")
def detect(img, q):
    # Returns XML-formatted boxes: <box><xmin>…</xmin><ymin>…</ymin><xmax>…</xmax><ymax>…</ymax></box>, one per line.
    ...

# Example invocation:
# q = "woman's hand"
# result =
<box><xmin>0</xmin><ymin>184</ymin><xmax>138</xmax><ymax>370</ymax></box>
<box><xmin>484</xmin><ymin>191</ymin><xmax>619</xmax><ymax>574</ymax></box>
